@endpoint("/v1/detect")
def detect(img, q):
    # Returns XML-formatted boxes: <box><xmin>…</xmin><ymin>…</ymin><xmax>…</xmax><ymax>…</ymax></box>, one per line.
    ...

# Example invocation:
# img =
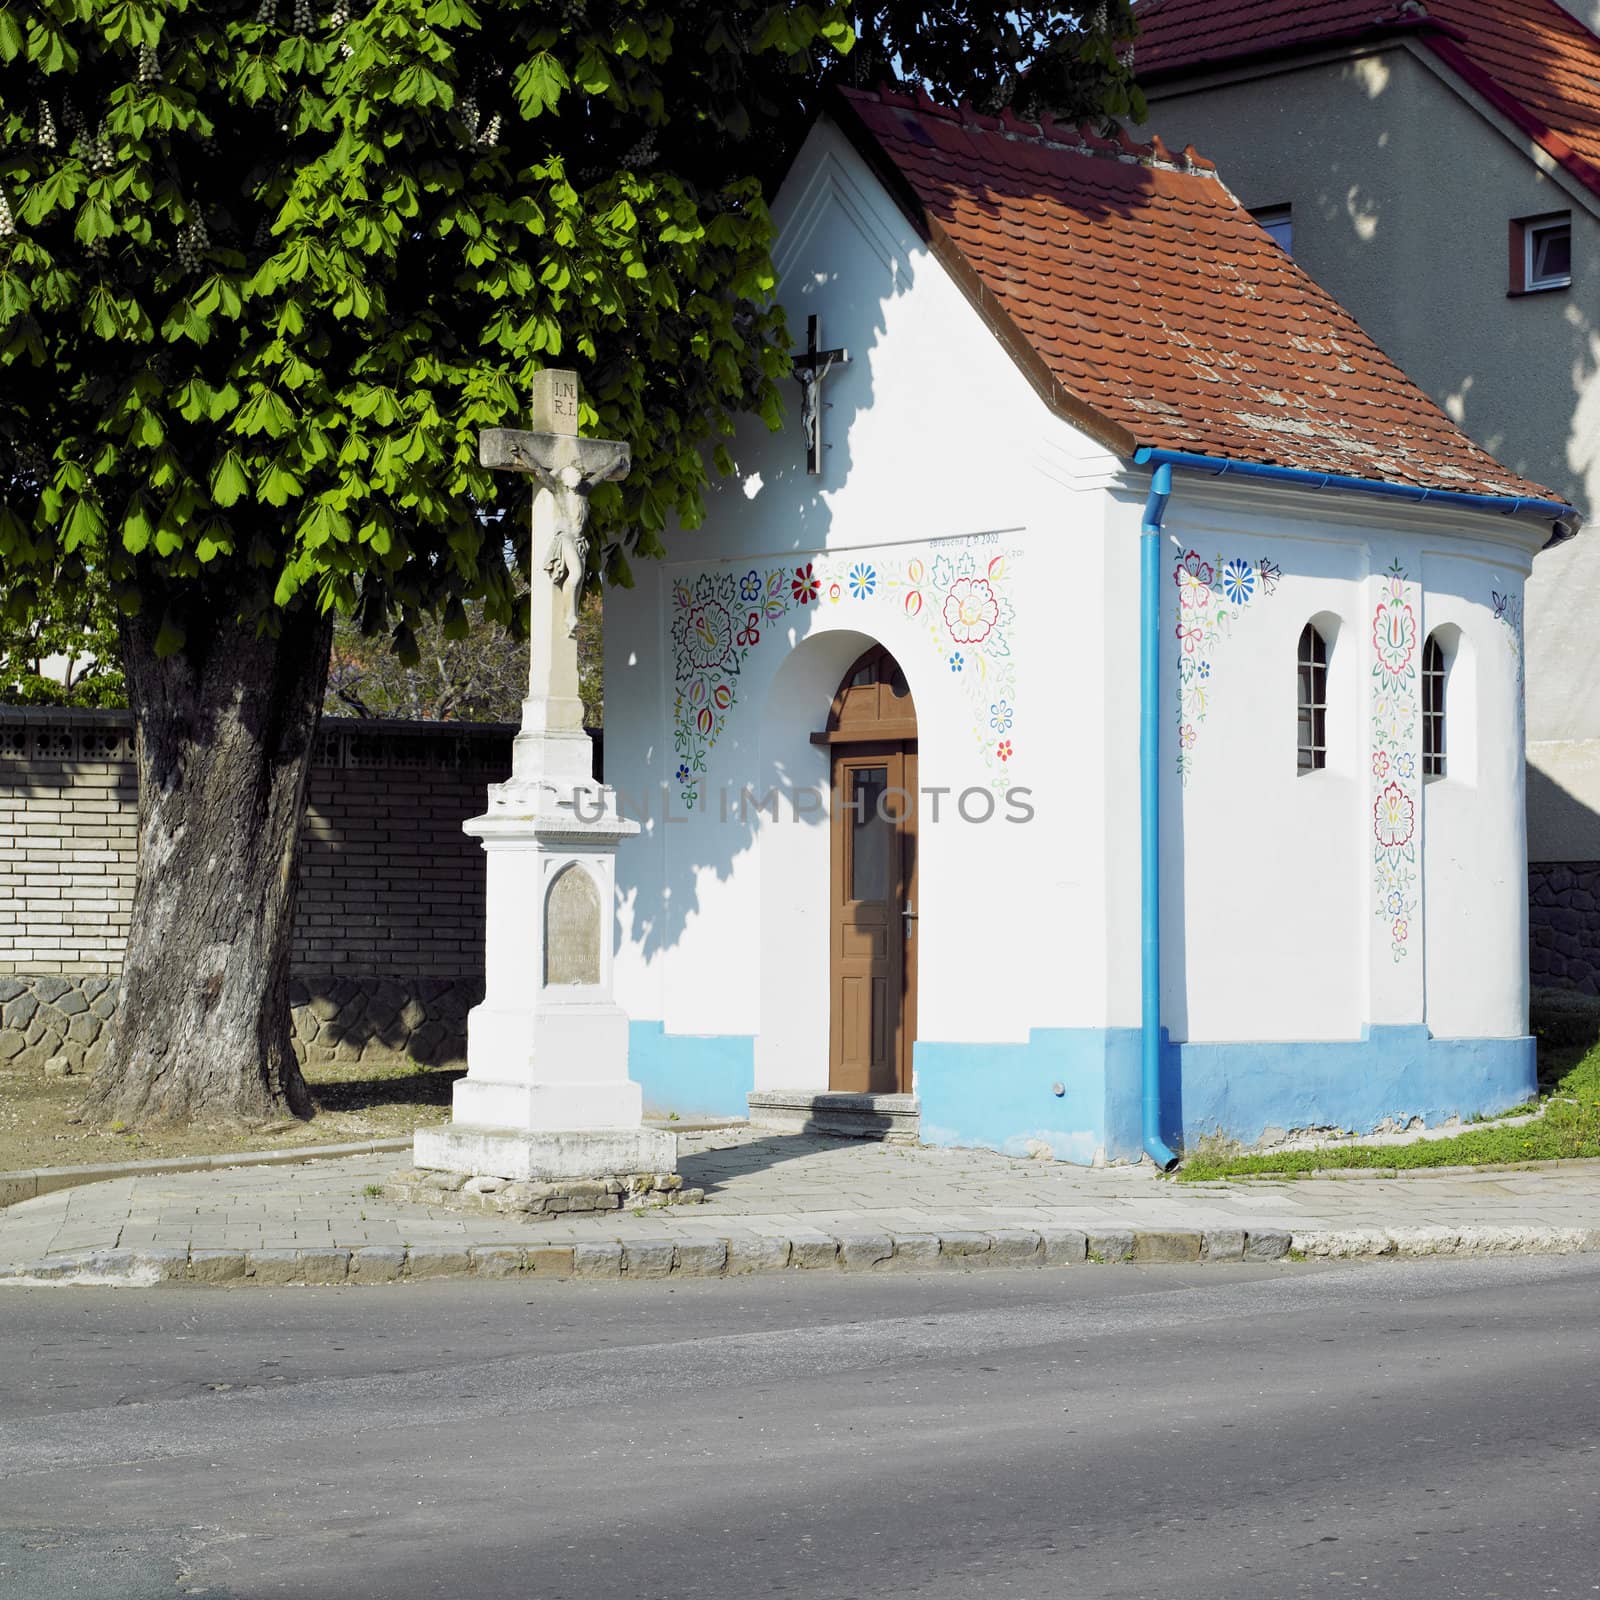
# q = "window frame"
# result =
<box><xmin>1422</xmin><ymin>633</ymin><xmax>1447</xmax><ymax>780</ymax></box>
<box><xmin>1296</xmin><ymin>622</ymin><xmax>1328</xmax><ymax>775</ymax></box>
<box><xmin>1509</xmin><ymin>211</ymin><xmax>1572</xmax><ymax>294</ymax></box>
<box><xmin>1253</xmin><ymin>203</ymin><xmax>1293</xmax><ymax>256</ymax></box>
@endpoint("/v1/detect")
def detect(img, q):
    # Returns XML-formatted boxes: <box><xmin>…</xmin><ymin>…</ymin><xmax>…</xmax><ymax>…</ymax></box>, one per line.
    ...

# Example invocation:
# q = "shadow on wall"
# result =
<box><xmin>1528</xmin><ymin>765</ymin><xmax>1600</xmax><ymax>994</ymax></box>
<box><xmin>288</xmin><ymin>975</ymin><xmax>478</xmax><ymax>1071</ymax></box>
<box><xmin>618</xmin><ymin>144</ymin><xmax>1156</xmax><ymax>967</ymax></box>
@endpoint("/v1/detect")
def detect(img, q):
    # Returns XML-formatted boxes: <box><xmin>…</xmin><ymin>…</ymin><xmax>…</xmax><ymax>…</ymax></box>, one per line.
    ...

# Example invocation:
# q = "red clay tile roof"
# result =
<box><xmin>835</xmin><ymin>85</ymin><xmax>1558</xmax><ymax>500</ymax></box>
<box><xmin>1134</xmin><ymin>0</ymin><xmax>1600</xmax><ymax>204</ymax></box>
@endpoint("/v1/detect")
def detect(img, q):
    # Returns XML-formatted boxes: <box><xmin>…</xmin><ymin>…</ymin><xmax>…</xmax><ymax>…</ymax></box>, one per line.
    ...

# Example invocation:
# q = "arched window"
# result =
<box><xmin>1296</xmin><ymin>623</ymin><xmax>1328</xmax><ymax>773</ymax></box>
<box><xmin>1423</xmin><ymin>633</ymin><xmax>1447</xmax><ymax>778</ymax></box>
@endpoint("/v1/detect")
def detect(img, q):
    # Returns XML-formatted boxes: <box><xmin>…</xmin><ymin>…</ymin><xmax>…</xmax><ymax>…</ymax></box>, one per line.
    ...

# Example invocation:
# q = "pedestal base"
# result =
<box><xmin>413</xmin><ymin>1122</ymin><xmax>677</xmax><ymax>1183</ymax></box>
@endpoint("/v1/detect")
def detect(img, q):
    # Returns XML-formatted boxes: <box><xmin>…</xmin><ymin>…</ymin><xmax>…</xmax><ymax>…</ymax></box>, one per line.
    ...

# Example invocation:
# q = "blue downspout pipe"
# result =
<box><xmin>1140</xmin><ymin>462</ymin><xmax>1179</xmax><ymax>1172</ymax></box>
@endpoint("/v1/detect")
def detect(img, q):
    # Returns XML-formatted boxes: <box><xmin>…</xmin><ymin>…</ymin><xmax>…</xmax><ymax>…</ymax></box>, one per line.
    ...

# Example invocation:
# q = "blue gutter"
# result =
<box><xmin>1132</xmin><ymin>448</ymin><xmax>1573</xmax><ymax>1173</ymax></box>
<box><xmin>1132</xmin><ymin>448</ymin><xmax>1576</xmax><ymax>526</ymax></box>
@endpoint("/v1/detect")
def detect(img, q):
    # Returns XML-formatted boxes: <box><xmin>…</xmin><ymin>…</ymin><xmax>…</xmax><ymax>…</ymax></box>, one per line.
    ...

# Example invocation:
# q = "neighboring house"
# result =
<box><xmin>603</xmin><ymin>88</ymin><xmax>1569</xmax><ymax>1163</ymax></box>
<box><xmin>1131</xmin><ymin>0</ymin><xmax>1600</xmax><ymax>989</ymax></box>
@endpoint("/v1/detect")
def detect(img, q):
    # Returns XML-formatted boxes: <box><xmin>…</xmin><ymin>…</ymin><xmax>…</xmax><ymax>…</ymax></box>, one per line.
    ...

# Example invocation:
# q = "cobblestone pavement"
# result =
<box><xmin>2</xmin><ymin>1127</ymin><xmax>1599</xmax><ymax>1284</ymax></box>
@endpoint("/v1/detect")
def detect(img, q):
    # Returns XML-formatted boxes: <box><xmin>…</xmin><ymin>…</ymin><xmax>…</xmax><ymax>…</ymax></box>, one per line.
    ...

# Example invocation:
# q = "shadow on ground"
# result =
<box><xmin>311</xmin><ymin>1066</ymin><xmax>465</xmax><ymax>1114</ymax></box>
<box><xmin>679</xmin><ymin>1132</ymin><xmax>869</xmax><ymax>1194</ymax></box>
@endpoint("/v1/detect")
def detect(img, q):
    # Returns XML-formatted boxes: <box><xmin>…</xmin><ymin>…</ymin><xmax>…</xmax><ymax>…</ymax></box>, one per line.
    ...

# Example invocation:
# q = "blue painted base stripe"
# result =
<box><xmin>1171</xmin><ymin>1027</ymin><xmax>1537</xmax><ymax>1150</ymax></box>
<box><xmin>629</xmin><ymin>1022</ymin><xmax>755</xmax><ymax>1119</ymax></box>
<box><xmin>915</xmin><ymin>1026</ymin><xmax>1537</xmax><ymax>1166</ymax></box>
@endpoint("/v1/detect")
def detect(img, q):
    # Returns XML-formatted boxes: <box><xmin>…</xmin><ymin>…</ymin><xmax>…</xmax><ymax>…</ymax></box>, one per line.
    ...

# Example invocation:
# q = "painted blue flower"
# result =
<box><xmin>989</xmin><ymin>699</ymin><xmax>1013</xmax><ymax>733</ymax></box>
<box><xmin>848</xmin><ymin>562</ymin><xmax>877</xmax><ymax>600</ymax></box>
<box><xmin>1219</xmin><ymin>558</ymin><xmax>1256</xmax><ymax>606</ymax></box>
<box><xmin>1387</xmin><ymin>890</ymin><xmax>1404</xmax><ymax>916</ymax></box>
<box><xmin>1396</xmin><ymin>751</ymin><xmax>1416</xmax><ymax>779</ymax></box>
<box><xmin>739</xmin><ymin>570</ymin><xmax>762</xmax><ymax>602</ymax></box>
<box><xmin>1197</xmin><ymin>659</ymin><xmax>1212</xmax><ymax>679</ymax></box>
<box><xmin>949</xmin><ymin>652</ymin><xmax>964</xmax><ymax>673</ymax></box>
<box><xmin>676</xmin><ymin>763</ymin><xmax>691</xmax><ymax>785</ymax></box>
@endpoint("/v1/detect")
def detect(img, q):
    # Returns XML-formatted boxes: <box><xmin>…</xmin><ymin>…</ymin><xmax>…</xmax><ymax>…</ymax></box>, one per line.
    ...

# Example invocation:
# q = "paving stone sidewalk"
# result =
<box><xmin>2</xmin><ymin>1127</ymin><xmax>1599</xmax><ymax>1286</ymax></box>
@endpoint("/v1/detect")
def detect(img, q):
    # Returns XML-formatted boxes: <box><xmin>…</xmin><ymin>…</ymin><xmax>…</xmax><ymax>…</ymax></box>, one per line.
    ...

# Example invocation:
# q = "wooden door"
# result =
<box><xmin>830</xmin><ymin>742</ymin><xmax>917</xmax><ymax>1093</ymax></box>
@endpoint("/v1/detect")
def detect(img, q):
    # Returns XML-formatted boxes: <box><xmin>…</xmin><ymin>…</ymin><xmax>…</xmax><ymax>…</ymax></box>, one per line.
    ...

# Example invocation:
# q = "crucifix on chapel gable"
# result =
<box><xmin>793</xmin><ymin>314</ymin><xmax>849</xmax><ymax>474</ymax></box>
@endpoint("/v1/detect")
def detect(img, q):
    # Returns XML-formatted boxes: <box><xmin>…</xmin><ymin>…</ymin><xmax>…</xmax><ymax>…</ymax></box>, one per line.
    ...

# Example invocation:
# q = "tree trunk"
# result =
<box><xmin>84</xmin><ymin>598</ymin><xmax>333</xmax><ymax>1128</ymax></box>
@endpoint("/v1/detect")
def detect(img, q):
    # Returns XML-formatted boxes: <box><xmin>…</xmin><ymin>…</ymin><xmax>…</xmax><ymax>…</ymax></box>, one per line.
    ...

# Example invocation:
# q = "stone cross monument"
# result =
<box><xmin>413</xmin><ymin>371</ymin><xmax>676</xmax><ymax>1186</ymax></box>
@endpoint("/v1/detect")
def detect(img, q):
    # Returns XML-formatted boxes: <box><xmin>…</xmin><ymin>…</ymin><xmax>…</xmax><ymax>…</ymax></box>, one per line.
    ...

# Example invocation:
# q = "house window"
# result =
<box><xmin>1422</xmin><ymin>633</ymin><xmax>1447</xmax><ymax>778</ymax></box>
<box><xmin>1510</xmin><ymin>212</ymin><xmax>1571</xmax><ymax>293</ymax></box>
<box><xmin>1296</xmin><ymin>623</ymin><xmax>1328</xmax><ymax>773</ymax></box>
<box><xmin>1254</xmin><ymin>204</ymin><xmax>1293</xmax><ymax>255</ymax></box>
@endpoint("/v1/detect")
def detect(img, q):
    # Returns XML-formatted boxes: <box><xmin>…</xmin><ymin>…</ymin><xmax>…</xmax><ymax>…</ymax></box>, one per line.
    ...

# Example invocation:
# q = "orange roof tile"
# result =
<box><xmin>836</xmin><ymin>86</ymin><xmax>1557</xmax><ymax>500</ymax></box>
<box><xmin>1134</xmin><ymin>0</ymin><xmax>1600</xmax><ymax>204</ymax></box>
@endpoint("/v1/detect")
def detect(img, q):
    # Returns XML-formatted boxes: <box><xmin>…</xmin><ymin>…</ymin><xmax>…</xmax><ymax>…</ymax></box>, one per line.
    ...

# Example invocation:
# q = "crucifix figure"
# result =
<box><xmin>479</xmin><ymin>370</ymin><xmax>630</xmax><ymax>786</ymax></box>
<box><xmin>793</xmin><ymin>313</ymin><xmax>849</xmax><ymax>474</ymax></box>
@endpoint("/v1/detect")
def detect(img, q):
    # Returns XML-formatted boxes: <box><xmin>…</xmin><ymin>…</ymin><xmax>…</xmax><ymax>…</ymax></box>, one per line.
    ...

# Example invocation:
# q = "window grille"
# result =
<box><xmin>1423</xmin><ymin>634</ymin><xmax>1447</xmax><ymax>778</ymax></box>
<box><xmin>1296</xmin><ymin>623</ymin><xmax>1328</xmax><ymax>773</ymax></box>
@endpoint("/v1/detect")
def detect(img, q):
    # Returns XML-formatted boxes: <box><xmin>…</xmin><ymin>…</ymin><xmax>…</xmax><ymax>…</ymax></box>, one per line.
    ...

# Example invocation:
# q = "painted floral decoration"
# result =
<box><xmin>1173</xmin><ymin>549</ymin><xmax>1278</xmax><ymax>783</ymax></box>
<box><xmin>670</xmin><ymin>545</ymin><xmax>1021</xmax><ymax>807</ymax></box>
<box><xmin>1373</xmin><ymin>782</ymin><xmax>1415</xmax><ymax>850</ymax></box>
<box><xmin>942</xmin><ymin>577</ymin><xmax>1000</xmax><ymax>645</ymax></box>
<box><xmin>1174</xmin><ymin>550</ymin><xmax>1214</xmax><ymax>610</ymax></box>
<box><xmin>1371</xmin><ymin>562</ymin><xmax>1417</xmax><ymax>693</ymax></box>
<box><xmin>1369</xmin><ymin>558</ymin><xmax>1420</xmax><ymax>961</ymax></box>
<box><xmin>1219</xmin><ymin>558</ymin><xmax>1256</xmax><ymax>606</ymax></box>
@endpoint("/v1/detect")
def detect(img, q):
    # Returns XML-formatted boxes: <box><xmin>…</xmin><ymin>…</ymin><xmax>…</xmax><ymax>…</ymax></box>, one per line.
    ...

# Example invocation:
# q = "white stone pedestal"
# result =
<box><xmin>412</xmin><ymin>772</ymin><xmax>676</xmax><ymax>1182</ymax></box>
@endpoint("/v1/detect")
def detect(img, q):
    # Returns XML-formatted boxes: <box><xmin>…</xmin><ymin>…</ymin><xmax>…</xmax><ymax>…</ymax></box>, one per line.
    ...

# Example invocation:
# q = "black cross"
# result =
<box><xmin>792</xmin><ymin>314</ymin><xmax>849</xmax><ymax>475</ymax></box>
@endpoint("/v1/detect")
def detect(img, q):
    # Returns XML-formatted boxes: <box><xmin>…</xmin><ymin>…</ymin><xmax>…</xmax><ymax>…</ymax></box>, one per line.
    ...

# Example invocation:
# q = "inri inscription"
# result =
<box><xmin>544</xmin><ymin>863</ymin><xmax>601</xmax><ymax>986</ymax></box>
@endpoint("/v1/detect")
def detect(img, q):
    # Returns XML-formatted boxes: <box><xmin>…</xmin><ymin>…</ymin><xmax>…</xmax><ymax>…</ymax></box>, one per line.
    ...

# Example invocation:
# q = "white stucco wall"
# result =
<box><xmin>606</xmin><ymin>119</ymin><xmax>1124</xmax><ymax>1085</ymax></box>
<box><xmin>1140</xmin><ymin>477</ymin><xmax>1540</xmax><ymax>1045</ymax></box>
<box><xmin>1140</xmin><ymin>42</ymin><xmax>1600</xmax><ymax>859</ymax></box>
<box><xmin>605</xmin><ymin>115</ymin><xmax>1543</xmax><ymax>1117</ymax></box>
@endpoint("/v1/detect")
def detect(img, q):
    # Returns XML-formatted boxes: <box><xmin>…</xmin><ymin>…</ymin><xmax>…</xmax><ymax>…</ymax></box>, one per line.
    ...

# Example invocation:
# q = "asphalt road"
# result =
<box><xmin>1</xmin><ymin>1255</ymin><xmax>1598</xmax><ymax>1599</ymax></box>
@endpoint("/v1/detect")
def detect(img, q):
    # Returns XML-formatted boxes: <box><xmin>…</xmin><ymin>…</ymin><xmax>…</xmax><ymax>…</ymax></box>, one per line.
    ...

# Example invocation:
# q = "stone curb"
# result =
<box><xmin>0</xmin><ymin>1119</ymin><xmax>741</xmax><ymax>1211</ymax></box>
<box><xmin>2</xmin><ymin>1223</ymin><xmax>1591</xmax><ymax>1288</ymax></box>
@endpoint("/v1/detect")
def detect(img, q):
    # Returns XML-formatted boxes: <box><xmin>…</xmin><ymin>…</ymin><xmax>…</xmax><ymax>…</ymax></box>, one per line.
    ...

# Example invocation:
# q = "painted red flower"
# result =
<box><xmin>791</xmin><ymin>563</ymin><xmax>819</xmax><ymax>604</ymax></box>
<box><xmin>942</xmin><ymin>577</ymin><xmax>1000</xmax><ymax>644</ymax></box>
<box><xmin>1373</xmin><ymin>782</ymin><xmax>1415</xmax><ymax>850</ymax></box>
<box><xmin>996</xmin><ymin>740</ymin><xmax>1013</xmax><ymax>762</ymax></box>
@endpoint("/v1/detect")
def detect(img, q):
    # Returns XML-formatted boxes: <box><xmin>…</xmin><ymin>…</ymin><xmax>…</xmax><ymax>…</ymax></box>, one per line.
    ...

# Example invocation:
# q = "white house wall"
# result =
<box><xmin>606</xmin><ymin>119</ymin><xmax>1120</xmax><ymax>1148</ymax></box>
<box><xmin>605</xmin><ymin>117</ymin><xmax>1544</xmax><ymax>1158</ymax></box>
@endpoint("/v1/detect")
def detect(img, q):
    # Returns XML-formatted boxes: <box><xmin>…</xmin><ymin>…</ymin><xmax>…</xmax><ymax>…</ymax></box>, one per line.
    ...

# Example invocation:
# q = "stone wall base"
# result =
<box><xmin>392</xmin><ymin>1168</ymin><xmax>705</xmax><ymax>1216</ymax></box>
<box><xmin>0</xmin><ymin>974</ymin><xmax>477</xmax><ymax>1077</ymax></box>
<box><xmin>1530</xmin><ymin>863</ymin><xmax>1600</xmax><ymax>994</ymax></box>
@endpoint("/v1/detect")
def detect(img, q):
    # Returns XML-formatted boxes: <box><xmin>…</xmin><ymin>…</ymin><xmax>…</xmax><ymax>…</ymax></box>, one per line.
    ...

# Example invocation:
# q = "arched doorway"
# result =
<box><xmin>814</xmin><ymin>646</ymin><xmax>918</xmax><ymax>1093</ymax></box>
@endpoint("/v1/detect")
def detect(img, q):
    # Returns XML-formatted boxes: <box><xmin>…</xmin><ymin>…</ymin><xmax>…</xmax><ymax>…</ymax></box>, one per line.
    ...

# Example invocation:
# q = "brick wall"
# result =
<box><xmin>0</xmin><ymin>708</ymin><xmax>515</xmax><ymax>1073</ymax></box>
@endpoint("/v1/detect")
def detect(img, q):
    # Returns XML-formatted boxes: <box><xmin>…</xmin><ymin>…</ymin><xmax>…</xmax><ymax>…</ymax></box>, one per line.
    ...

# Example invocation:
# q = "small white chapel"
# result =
<box><xmin>600</xmin><ymin>87</ymin><xmax>1576</xmax><ymax>1165</ymax></box>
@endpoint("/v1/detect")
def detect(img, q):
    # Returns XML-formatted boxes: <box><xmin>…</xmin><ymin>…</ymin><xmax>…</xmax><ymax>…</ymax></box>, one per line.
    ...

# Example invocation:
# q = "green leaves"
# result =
<box><xmin>513</xmin><ymin>52</ymin><xmax>569</xmax><ymax>117</ymax></box>
<box><xmin>0</xmin><ymin>0</ymin><xmax>1130</xmax><ymax>684</ymax></box>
